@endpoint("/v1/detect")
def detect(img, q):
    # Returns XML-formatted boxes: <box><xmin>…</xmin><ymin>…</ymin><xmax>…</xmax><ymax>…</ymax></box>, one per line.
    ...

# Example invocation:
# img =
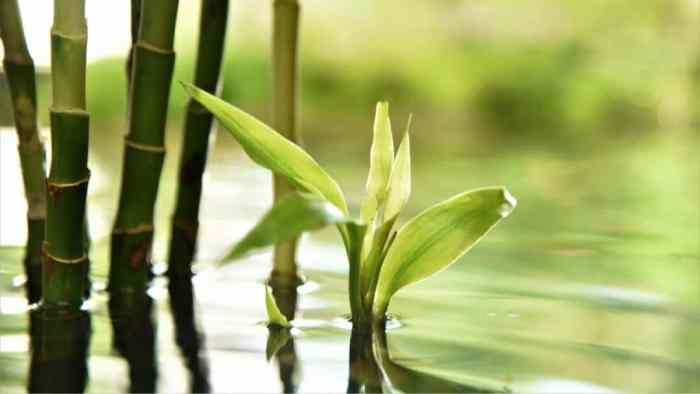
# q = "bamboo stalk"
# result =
<box><xmin>108</xmin><ymin>1</ymin><xmax>178</xmax><ymax>388</ymax></box>
<box><xmin>28</xmin><ymin>1</ymin><xmax>91</xmax><ymax>392</ymax></box>
<box><xmin>0</xmin><ymin>0</ymin><xmax>48</xmax><ymax>304</ymax></box>
<box><xmin>270</xmin><ymin>0</ymin><xmax>302</xmax><ymax>289</ymax></box>
<box><xmin>109</xmin><ymin>0</ymin><xmax>178</xmax><ymax>313</ymax></box>
<box><xmin>126</xmin><ymin>0</ymin><xmax>141</xmax><ymax>92</ymax></box>
<box><xmin>166</xmin><ymin>0</ymin><xmax>228</xmax><ymax>391</ymax></box>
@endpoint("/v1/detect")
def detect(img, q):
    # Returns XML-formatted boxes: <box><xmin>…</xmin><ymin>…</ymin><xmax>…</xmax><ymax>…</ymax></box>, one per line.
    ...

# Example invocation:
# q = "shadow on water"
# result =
<box><xmin>28</xmin><ymin>306</ymin><xmax>91</xmax><ymax>393</ymax></box>
<box><xmin>347</xmin><ymin>327</ymin><xmax>510</xmax><ymax>394</ymax></box>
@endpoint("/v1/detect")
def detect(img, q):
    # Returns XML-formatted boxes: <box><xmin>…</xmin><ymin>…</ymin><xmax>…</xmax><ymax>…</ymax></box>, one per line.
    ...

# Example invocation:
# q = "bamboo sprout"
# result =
<box><xmin>28</xmin><ymin>1</ymin><xmax>91</xmax><ymax>392</ymax></box>
<box><xmin>0</xmin><ymin>0</ymin><xmax>48</xmax><ymax>304</ymax></box>
<box><xmin>166</xmin><ymin>0</ymin><xmax>228</xmax><ymax>390</ymax></box>
<box><xmin>271</xmin><ymin>0</ymin><xmax>302</xmax><ymax>289</ymax></box>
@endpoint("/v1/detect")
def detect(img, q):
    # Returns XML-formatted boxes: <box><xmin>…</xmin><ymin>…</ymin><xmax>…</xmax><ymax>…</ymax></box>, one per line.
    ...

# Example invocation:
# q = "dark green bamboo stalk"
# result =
<box><xmin>108</xmin><ymin>4</ymin><xmax>178</xmax><ymax>390</ymax></box>
<box><xmin>166</xmin><ymin>1</ymin><xmax>228</xmax><ymax>391</ymax></box>
<box><xmin>28</xmin><ymin>1</ymin><xmax>91</xmax><ymax>392</ymax></box>
<box><xmin>109</xmin><ymin>0</ymin><xmax>178</xmax><ymax>313</ymax></box>
<box><xmin>126</xmin><ymin>0</ymin><xmax>141</xmax><ymax>91</ymax></box>
<box><xmin>0</xmin><ymin>0</ymin><xmax>47</xmax><ymax>304</ymax></box>
<box><xmin>270</xmin><ymin>0</ymin><xmax>302</xmax><ymax>289</ymax></box>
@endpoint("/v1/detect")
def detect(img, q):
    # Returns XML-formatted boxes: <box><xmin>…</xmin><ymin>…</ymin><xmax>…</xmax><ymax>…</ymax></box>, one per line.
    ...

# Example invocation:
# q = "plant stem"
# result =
<box><xmin>44</xmin><ymin>0</ymin><xmax>90</xmax><ymax>309</ymax></box>
<box><xmin>0</xmin><ymin>0</ymin><xmax>48</xmax><ymax>304</ymax></box>
<box><xmin>126</xmin><ymin>0</ymin><xmax>142</xmax><ymax>92</ymax></box>
<box><xmin>167</xmin><ymin>1</ymin><xmax>228</xmax><ymax>390</ymax></box>
<box><xmin>109</xmin><ymin>0</ymin><xmax>178</xmax><ymax>313</ymax></box>
<box><xmin>28</xmin><ymin>1</ymin><xmax>92</xmax><ymax>392</ymax></box>
<box><xmin>109</xmin><ymin>2</ymin><xmax>178</xmax><ymax>387</ymax></box>
<box><xmin>270</xmin><ymin>0</ymin><xmax>302</xmax><ymax>287</ymax></box>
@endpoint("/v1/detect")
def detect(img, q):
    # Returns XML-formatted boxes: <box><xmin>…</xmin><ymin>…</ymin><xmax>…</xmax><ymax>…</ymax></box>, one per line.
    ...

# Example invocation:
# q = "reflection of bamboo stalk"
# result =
<box><xmin>28</xmin><ymin>1</ymin><xmax>92</xmax><ymax>392</ymax></box>
<box><xmin>0</xmin><ymin>0</ymin><xmax>48</xmax><ymax>304</ymax></box>
<box><xmin>271</xmin><ymin>0</ymin><xmax>302</xmax><ymax>288</ymax></box>
<box><xmin>167</xmin><ymin>3</ymin><xmax>228</xmax><ymax>390</ymax></box>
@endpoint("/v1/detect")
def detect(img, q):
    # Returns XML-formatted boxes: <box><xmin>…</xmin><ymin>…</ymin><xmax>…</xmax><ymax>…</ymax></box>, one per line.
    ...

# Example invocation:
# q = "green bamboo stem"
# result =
<box><xmin>0</xmin><ymin>0</ymin><xmax>48</xmax><ymax>303</ymax></box>
<box><xmin>166</xmin><ymin>1</ymin><xmax>227</xmax><ymax>390</ymax></box>
<box><xmin>28</xmin><ymin>2</ymin><xmax>92</xmax><ymax>392</ymax></box>
<box><xmin>44</xmin><ymin>0</ymin><xmax>90</xmax><ymax>308</ymax></box>
<box><xmin>270</xmin><ymin>0</ymin><xmax>302</xmax><ymax>288</ymax></box>
<box><xmin>126</xmin><ymin>0</ymin><xmax>142</xmax><ymax>91</ymax></box>
<box><xmin>168</xmin><ymin>0</ymin><xmax>228</xmax><ymax>281</ymax></box>
<box><xmin>109</xmin><ymin>0</ymin><xmax>178</xmax><ymax>312</ymax></box>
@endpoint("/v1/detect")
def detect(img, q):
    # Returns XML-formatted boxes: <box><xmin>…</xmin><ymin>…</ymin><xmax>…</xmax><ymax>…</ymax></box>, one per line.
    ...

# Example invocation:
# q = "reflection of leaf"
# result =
<box><xmin>374</xmin><ymin>187</ymin><xmax>517</xmax><ymax>317</ymax></box>
<box><xmin>372</xmin><ymin>331</ymin><xmax>510</xmax><ymax>393</ymax></box>
<box><xmin>266</xmin><ymin>327</ymin><xmax>292</xmax><ymax>361</ymax></box>
<box><xmin>182</xmin><ymin>82</ymin><xmax>348</xmax><ymax>214</ymax></box>
<box><xmin>221</xmin><ymin>192</ymin><xmax>352</xmax><ymax>262</ymax></box>
<box><xmin>379</xmin><ymin>361</ymin><xmax>509</xmax><ymax>393</ymax></box>
<box><xmin>265</xmin><ymin>286</ymin><xmax>291</xmax><ymax>328</ymax></box>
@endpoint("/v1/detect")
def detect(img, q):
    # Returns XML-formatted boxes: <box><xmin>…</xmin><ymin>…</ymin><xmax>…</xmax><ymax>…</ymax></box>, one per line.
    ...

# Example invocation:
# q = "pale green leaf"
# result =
<box><xmin>383</xmin><ymin>119</ymin><xmax>412</xmax><ymax>220</ymax></box>
<box><xmin>373</xmin><ymin>187</ymin><xmax>517</xmax><ymax>316</ymax></box>
<box><xmin>222</xmin><ymin>192</ymin><xmax>352</xmax><ymax>262</ymax></box>
<box><xmin>361</xmin><ymin>102</ymin><xmax>394</xmax><ymax>223</ymax></box>
<box><xmin>265</xmin><ymin>285</ymin><xmax>291</xmax><ymax>328</ymax></box>
<box><xmin>181</xmin><ymin>82</ymin><xmax>348</xmax><ymax>214</ymax></box>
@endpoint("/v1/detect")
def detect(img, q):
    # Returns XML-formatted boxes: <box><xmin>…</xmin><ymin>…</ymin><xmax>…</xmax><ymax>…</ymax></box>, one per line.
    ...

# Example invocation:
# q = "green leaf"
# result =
<box><xmin>265</xmin><ymin>285</ymin><xmax>291</xmax><ymax>328</ymax></box>
<box><xmin>181</xmin><ymin>82</ymin><xmax>348</xmax><ymax>214</ymax></box>
<box><xmin>222</xmin><ymin>192</ymin><xmax>352</xmax><ymax>262</ymax></box>
<box><xmin>361</xmin><ymin>102</ymin><xmax>394</xmax><ymax>223</ymax></box>
<box><xmin>373</xmin><ymin>187</ymin><xmax>517</xmax><ymax>317</ymax></box>
<box><xmin>383</xmin><ymin>118</ymin><xmax>412</xmax><ymax>221</ymax></box>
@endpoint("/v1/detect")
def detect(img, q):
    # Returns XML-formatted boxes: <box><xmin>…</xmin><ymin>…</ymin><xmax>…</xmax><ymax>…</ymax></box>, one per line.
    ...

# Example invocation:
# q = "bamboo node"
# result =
<box><xmin>50</xmin><ymin>29</ymin><xmax>87</xmax><ymax>41</ymax></box>
<box><xmin>136</xmin><ymin>41</ymin><xmax>174</xmax><ymax>55</ymax></box>
<box><xmin>125</xmin><ymin>138</ymin><xmax>166</xmax><ymax>153</ymax></box>
<box><xmin>44</xmin><ymin>250</ymin><xmax>89</xmax><ymax>265</ymax></box>
<box><xmin>47</xmin><ymin>171</ymin><xmax>91</xmax><ymax>189</ymax></box>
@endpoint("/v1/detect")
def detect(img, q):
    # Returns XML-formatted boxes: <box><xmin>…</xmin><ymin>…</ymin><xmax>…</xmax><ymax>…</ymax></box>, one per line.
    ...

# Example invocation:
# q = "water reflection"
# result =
<box><xmin>268</xmin><ymin>283</ymin><xmax>300</xmax><ymax>393</ymax></box>
<box><xmin>108</xmin><ymin>293</ymin><xmax>157</xmax><ymax>392</ymax></box>
<box><xmin>28</xmin><ymin>307</ymin><xmax>91</xmax><ymax>393</ymax></box>
<box><xmin>168</xmin><ymin>267</ymin><xmax>211</xmax><ymax>392</ymax></box>
<box><xmin>347</xmin><ymin>327</ymin><xmax>510</xmax><ymax>393</ymax></box>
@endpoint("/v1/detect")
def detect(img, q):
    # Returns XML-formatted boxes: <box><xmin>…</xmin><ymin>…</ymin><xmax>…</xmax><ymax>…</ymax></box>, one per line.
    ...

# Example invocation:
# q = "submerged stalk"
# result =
<box><xmin>28</xmin><ymin>1</ymin><xmax>91</xmax><ymax>392</ymax></box>
<box><xmin>167</xmin><ymin>0</ymin><xmax>228</xmax><ymax>391</ymax></box>
<box><xmin>108</xmin><ymin>1</ymin><xmax>178</xmax><ymax>388</ymax></box>
<box><xmin>270</xmin><ymin>0</ymin><xmax>302</xmax><ymax>288</ymax></box>
<box><xmin>0</xmin><ymin>0</ymin><xmax>48</xmax><ymax>304</ymax></box>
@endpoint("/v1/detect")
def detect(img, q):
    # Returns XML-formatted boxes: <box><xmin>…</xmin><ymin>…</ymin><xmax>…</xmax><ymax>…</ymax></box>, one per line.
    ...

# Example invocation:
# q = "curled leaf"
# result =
<box><xmin>361</xmin><ymin>101</ymin><xmax>394</xmax><ymax>223</ymax></box>
<box><xmin>383</xmin><ymin>118</ymin><xmax>412</xmax><ymax>221</ymax></box>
